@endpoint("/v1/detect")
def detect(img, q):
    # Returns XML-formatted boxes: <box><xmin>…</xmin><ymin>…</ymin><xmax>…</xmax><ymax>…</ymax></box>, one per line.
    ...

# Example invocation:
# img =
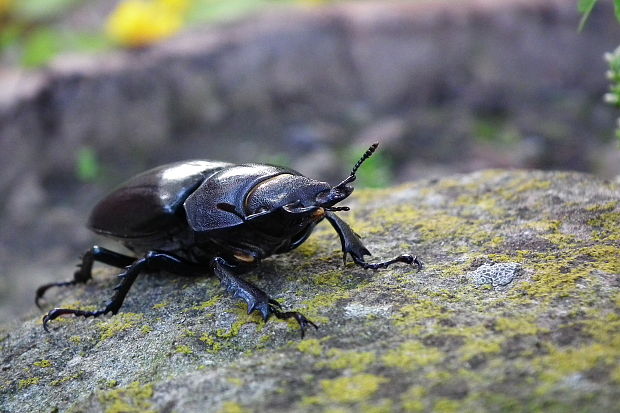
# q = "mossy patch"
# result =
<box><xmin>218</xmin><ymin>401</ymin><xmax>248</xmax><ymax>413</ymax></box>
<box><xmin>316</xmin><ymin>348</ymin><xmax>376</xmax><ymax>373</ymax></box>
<box><xmin>382</xmin><ymin>341</ymin><xmax>444</xmax><ymax>371</ymax></box>
<box><xmin>18</xmin><ymin>377</ymin><xmax>40</xmax><ymax>389</ymax></box>
<box><xmin>50</xmin><ymin>371</ymin><xmax>84</xmax><ymax>387</ymax></box>
<box><xmin>174</xmin><ymin>345</ymin><xmax>193</xmax><ymax>355</ymax></box>
<box><xmin>33</xmin><ymin>360</ymin><xmax>52</xmax><ymax>368</ymax></box>
<box><xmin>296</xmin><ymin>338</ymin><xmax>323</xmax><ymax>356</ymax></box>
<box><xmin>97</xmin><ymin>381</ymin><xmax>155</xmax><ymax>413</ymax></box>
<box><xmin>319</xmin><ymin>374</ymin><xmax>388</xmax><ymax>403</ymax></box>
<box><xmin>187</xmin><ymin>295</ymin><xmax>222</xmax><ymax>312</ymax></box>
<box><xmin>97</xmin><ymin>313</ymin><xmax>144</xmax><ymax>341</ymax></box>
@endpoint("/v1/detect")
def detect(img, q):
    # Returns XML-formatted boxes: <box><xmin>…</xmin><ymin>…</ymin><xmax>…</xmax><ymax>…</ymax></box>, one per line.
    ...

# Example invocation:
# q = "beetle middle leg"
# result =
<box><xmin>36</xmin><ymin>245</ymin><xmax>136</xmax><ymax>308</ymax></box>
<box><xmin>325</xmin><ymin>212</ymin><xmax>423</xmax><ymax>271</ymax></box>
<box><xmin>212</xmin><ymin>257</ymin><xmax>317</xmax><ymax>338</ymax></box>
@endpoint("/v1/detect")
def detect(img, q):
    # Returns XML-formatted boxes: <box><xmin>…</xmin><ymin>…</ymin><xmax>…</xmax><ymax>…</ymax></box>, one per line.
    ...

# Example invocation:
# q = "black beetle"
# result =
<box><xmin>37</xmin><ymin>143</ymin><xmax>421</xmax><ymax>337</ymax></box>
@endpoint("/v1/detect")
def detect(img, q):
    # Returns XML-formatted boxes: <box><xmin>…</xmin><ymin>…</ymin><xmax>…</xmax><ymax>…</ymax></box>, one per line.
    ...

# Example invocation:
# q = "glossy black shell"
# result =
<box><xmin>88</xmin><ymin>160</ymin><xmax>303</xmax><ymax>243</ymax></box>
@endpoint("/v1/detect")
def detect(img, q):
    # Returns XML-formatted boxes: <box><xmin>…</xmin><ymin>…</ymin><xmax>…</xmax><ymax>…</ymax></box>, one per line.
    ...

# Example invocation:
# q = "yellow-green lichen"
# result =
<box><xmin>316</xmin><ymin>348</ymin><xmax>376</xmax><ymax>373</ymax></box>
<box><xmin>199</xmin><ymin>332</ymin><xmax>223</xmax><ymax>353</ymax></box>
<box><xmin>18</xmin><ymin>377</ymin><xmax>40</xmax><ymax>389</ymax></box>
<box><xmin>433</xmin><ymin>398</ymin><xmax>461</xmax><ymax>413</ymax></box>
<box><xmin>514</xmin><ymin>244</ymin><xmax>620</xmax><ymax>299</ymax></box>
<box><xmin>218</xmin><ymin>401</ymin><xmax>248</xmax><ymax>413</ymax></box>
<box><xmin>313</xmin><ymin>270</ymin><xmax>345</xmax><ymax>287</ymax></box>
<box><xmin>140</xmin><ymin>325</ymin><xmax>153</xmax><ymax>334</ymax></box>
<box><xmin>494</xmin><ymin>316</ymin><xmax>548</xmax><ymax>337</ymax></box>
<box><xmin>226</xmin><ymin>377</ymin><xmax>244</xmax><ymax>387</ymax></box>
<box><xmin>320</xmin><ymin>374</ymin><xmax>388</xmax><ymax>403</ymax></box>
<box><xmin>50</xmin><ymin>370</ymin><xmax>84</xmax><ymax>386</ymax></box>
<box><xmin>296</xmin><ymin>237</ymin><xmax>322</xmax><ymax>258</ymax></box>
<box><xmin>382</xmin><ymin>341</ymin><xmax>443</xmax><ymax>371</ymax></box>
<box><xmin>175</xmin><ymin>345</ymin><xmax>193</xmax><ymax>355</ymax></box>
<box><xmin>187</xmin><ymin>295</ymin><xmax>222</xmax><ymax>312</ymax></box>
<box><xmin>588</xmin><ymin>207</ymin><xmax>620</xmax><ymax>242</ymax></box>
<box><xmin>33</xmin><ymin>360</ymin><xmax>52</xmax><ymax>368</ymax></box>
<box><xmin>182</xmin><ymin>329</ymin><xmax>197</xmax><ymax>337</ymax></box>
<box><xmin>534</xmin><ymin>343</ymin><xmax>618</xmax><ymax>395</ymax></box>
<box><xmin>300</xmin><ymin>290</ymin><xmax>352</xmax><ymax>325</ymax></box>
<box><xmin>69</xmin><ymin>335</ymin><xmax>82</xmax><ymax>344</ymax></box>
<box><xmin>215</xmin><ymin>305</ymin><xmax>265</xmax><ymax>339</ymax></box>
<box><xmin>152</xmin><ymin>300</ymin><xmax>169</xmax><ymax>309</ymax></box>
<box><xmin>459</xmin><ymin>336</ymin><xmax>503</xmax><ymax>361</ymax></box>
<box><xmin>98</xmin><ymin>381</ymin><xmax>155</xmax><ymax>413</ymax></box>
<box><xmin>393</xmin><ymin>299</ymin><xmax>451</xmax><ymax>334</ymax></box>
<box><xmin>97</xmin><ymin>313</ymin><xmax>143</xmax><ymax>341</ymax></box>
<box><xmin>296</xmin><ymin>338</ymin><xmax>323</xmax><ymax>356</ymax></box>
<box><xmin>401</xmin><ymin>385</ymin><xmax>427</xmax><ymax>412</ymax></box>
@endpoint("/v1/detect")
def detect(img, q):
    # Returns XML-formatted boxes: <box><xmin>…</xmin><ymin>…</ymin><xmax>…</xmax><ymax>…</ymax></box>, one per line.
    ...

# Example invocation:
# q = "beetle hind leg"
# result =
<box><xmin>212</xmin><ymin>257</ymin><xmax>318</xmax><ymax>338</ymax></box>
<box><xmin>36</xmin><ymin>245</ymin><xmax>135</xmax><ymax>308</ymax></box>
<box><xmin>42</xmin><ymin>251</ymin><xmax>202</xmax><ymax>332</ymax></box>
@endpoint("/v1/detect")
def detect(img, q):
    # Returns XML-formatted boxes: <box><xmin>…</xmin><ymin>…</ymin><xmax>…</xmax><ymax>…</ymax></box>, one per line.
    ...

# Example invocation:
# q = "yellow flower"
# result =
<box><xmin>105</xmin><ymin>0</ymin><xmax>187</xmax><ymax>48</ymax></box>
<box><xmin>0</xmin><ymin>0</ymin><xmax>13</xmax><ymax>17</ymax></box>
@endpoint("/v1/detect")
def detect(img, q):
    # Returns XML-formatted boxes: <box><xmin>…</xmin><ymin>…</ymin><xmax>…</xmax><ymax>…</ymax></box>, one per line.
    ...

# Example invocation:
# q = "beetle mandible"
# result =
<box><xmin>37</xmin><ymin>143</ymin><xmax>422</xmax><ymax>337</ymax></box>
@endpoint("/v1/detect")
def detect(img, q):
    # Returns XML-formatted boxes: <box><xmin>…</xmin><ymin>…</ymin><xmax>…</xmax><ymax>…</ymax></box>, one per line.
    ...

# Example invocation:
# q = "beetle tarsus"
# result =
<box><xmin>212</xmin><ymin>257</ymin><xmax>316</xmax><ymax>337</ymax></box>
<box><xmin>272</xmin><ymin>310</ymin><xmax>318</xmax><ymax>339</ymax></box>
<box><xmin>352</xmin><ymin>254</ymin><xmax>423</xmax><ymax>271</ymax></box>
<box><xmin>43</xmin><ymin>307</ymin><xmax>113</xmax><ymax>332</ymax></box>
<box><xmin>35</xmin><ymin>246</ymin><xmax>135</xmax><ymax>309</ymax></box>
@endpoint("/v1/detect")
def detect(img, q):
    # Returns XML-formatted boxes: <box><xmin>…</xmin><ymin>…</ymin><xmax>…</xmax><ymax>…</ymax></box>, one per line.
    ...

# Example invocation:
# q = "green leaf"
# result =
<box><xmin>577</xmin><ymin>0</ymin><xmax>597</xmax><ymax>32</ymax></box>
<box><xmin>76</xmin><ymin>147</ymin><xmax>101</xmax><ymax>182</ymax></box>
<box><xmin>21</xmin><ymin>28</ymin><xmax>60</xmax><ymax>68</ymax></box>
<box><xmin>614</xmin><ymin>0</ymin><xmax>620</xmax><ymax>24</ymax></box>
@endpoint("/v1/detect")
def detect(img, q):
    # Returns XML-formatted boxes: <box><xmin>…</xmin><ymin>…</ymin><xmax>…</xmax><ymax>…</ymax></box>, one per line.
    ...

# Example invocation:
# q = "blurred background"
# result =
<box><xmin>1</xmin><ymin>0</ymin><xmax>619</xmax><ymax>322</ymax></box>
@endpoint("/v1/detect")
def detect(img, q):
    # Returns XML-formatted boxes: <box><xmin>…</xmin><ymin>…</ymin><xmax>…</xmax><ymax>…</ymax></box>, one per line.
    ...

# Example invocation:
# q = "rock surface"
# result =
<box><xmin>1</xmin><ymin>170</ymin><xmax>619</xmax><ymax>412</ymax></box>
<box><xmin>2</xmin><ymin>0</ymin><xmax>620</xmax><ymax>325</ymax></box>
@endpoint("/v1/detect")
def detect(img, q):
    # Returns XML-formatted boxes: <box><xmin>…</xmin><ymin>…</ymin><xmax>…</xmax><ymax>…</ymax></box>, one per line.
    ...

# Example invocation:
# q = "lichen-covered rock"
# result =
<box><xmin>1</xmin><ymin>170</ymin><xmax>619</xmax><ymax>412</ymax></box>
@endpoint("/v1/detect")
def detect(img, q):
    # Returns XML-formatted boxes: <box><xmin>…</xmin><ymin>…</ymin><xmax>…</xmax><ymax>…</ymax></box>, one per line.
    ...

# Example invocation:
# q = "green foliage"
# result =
<box><xmin>604</xmin><ymin>47</ymin><xmax>620</xmax><ymax>143</ymax></box>
<box><xmin>75</xmin><ymin>147</ymin><xmax>101</xmax><ymax>182</ymax></box>
<box><xmin>579</xmin><ymin>0</ymin><xmax>620</xmax><ymax>144</ymax></box>
<box><xmin>578</xmin><ymin>0</ymin><xmax>620</xmax><ymax>30</ymax></box>
<box><xmin>20</xmin><ymin>28</ymin><xmax>61</xmax><ymax>68</ymax></box>
<box><xmin>577</xmin><ymin>0</ymin><xmax>597</xmax><ymax>32</ymax></box>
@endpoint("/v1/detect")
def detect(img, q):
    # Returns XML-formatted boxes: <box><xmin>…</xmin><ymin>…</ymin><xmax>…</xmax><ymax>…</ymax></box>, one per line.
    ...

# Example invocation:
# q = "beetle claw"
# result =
<box><xmin>272</xmin><ymin>310</ymin><xmax>318</xmax><ymax>339</ymax></box>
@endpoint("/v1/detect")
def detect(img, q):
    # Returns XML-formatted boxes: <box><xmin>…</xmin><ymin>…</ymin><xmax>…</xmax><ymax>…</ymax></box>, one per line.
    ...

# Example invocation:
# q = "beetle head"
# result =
<box><xmin>218</xmin><ymin>143</ymin><xmax>379</xmax><ymax>235</ymax></box>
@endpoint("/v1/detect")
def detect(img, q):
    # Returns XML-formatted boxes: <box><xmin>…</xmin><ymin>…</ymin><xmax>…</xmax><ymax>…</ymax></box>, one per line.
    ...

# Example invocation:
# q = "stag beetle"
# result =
<box><xmin>37</xmin><ymin>143</ymin><xmax>421</xmax><ymax>337</ymax></box>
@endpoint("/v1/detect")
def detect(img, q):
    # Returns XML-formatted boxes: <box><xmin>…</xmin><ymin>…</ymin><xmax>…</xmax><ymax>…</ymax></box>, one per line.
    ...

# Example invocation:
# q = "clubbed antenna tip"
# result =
<box><xmin>350</xmin><ymin>142</ymin><xmax>379</xmax><ymax>177</ymax></box>
<box><xmin>335</xmin><ymin>142</ymin><xmax>379</xmax><ymax>189</ymax></box>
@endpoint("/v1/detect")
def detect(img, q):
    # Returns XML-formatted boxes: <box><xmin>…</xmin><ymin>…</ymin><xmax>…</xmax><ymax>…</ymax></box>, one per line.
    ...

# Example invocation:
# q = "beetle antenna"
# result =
<box><xmin>335</xmin><ymin>142</ymin><xmax>379</xmax><ymax>188</ymax></box>
<box><xmin>351</xmin><ymin>142</ymin><xmax>378</xmax><ymax>177</ymax></box>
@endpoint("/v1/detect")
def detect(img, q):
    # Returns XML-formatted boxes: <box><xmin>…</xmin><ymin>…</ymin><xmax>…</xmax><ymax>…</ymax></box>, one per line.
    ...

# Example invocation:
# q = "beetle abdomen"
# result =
<box><xmin>89</xmin><ymin>160</ymin><xmax>230</xmax><ymax>240</ymax></box>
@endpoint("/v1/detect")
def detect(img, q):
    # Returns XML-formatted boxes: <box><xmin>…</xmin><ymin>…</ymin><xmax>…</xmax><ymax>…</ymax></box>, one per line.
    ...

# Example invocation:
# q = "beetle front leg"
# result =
<box><xmin>211</xmin><ymin>257</ymin><xmax>317</xmax><ymax>338</ymax></box>
<box><xmin>36</xmin><ymin>245</ymin><xmax>136</xmax><ymax>308</ymax></box>
<box><xmin>325</xmin><ymin>212</ymin><xmax>422</xmax><ymax>271</ymax></box>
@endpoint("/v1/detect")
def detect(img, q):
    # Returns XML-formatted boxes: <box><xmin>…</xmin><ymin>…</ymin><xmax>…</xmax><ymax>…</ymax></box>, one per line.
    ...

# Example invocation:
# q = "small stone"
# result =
<box><xmin>468</xmin><ymin>263</ymin><xmax>522</xmax><ymax>287</ymax></box>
